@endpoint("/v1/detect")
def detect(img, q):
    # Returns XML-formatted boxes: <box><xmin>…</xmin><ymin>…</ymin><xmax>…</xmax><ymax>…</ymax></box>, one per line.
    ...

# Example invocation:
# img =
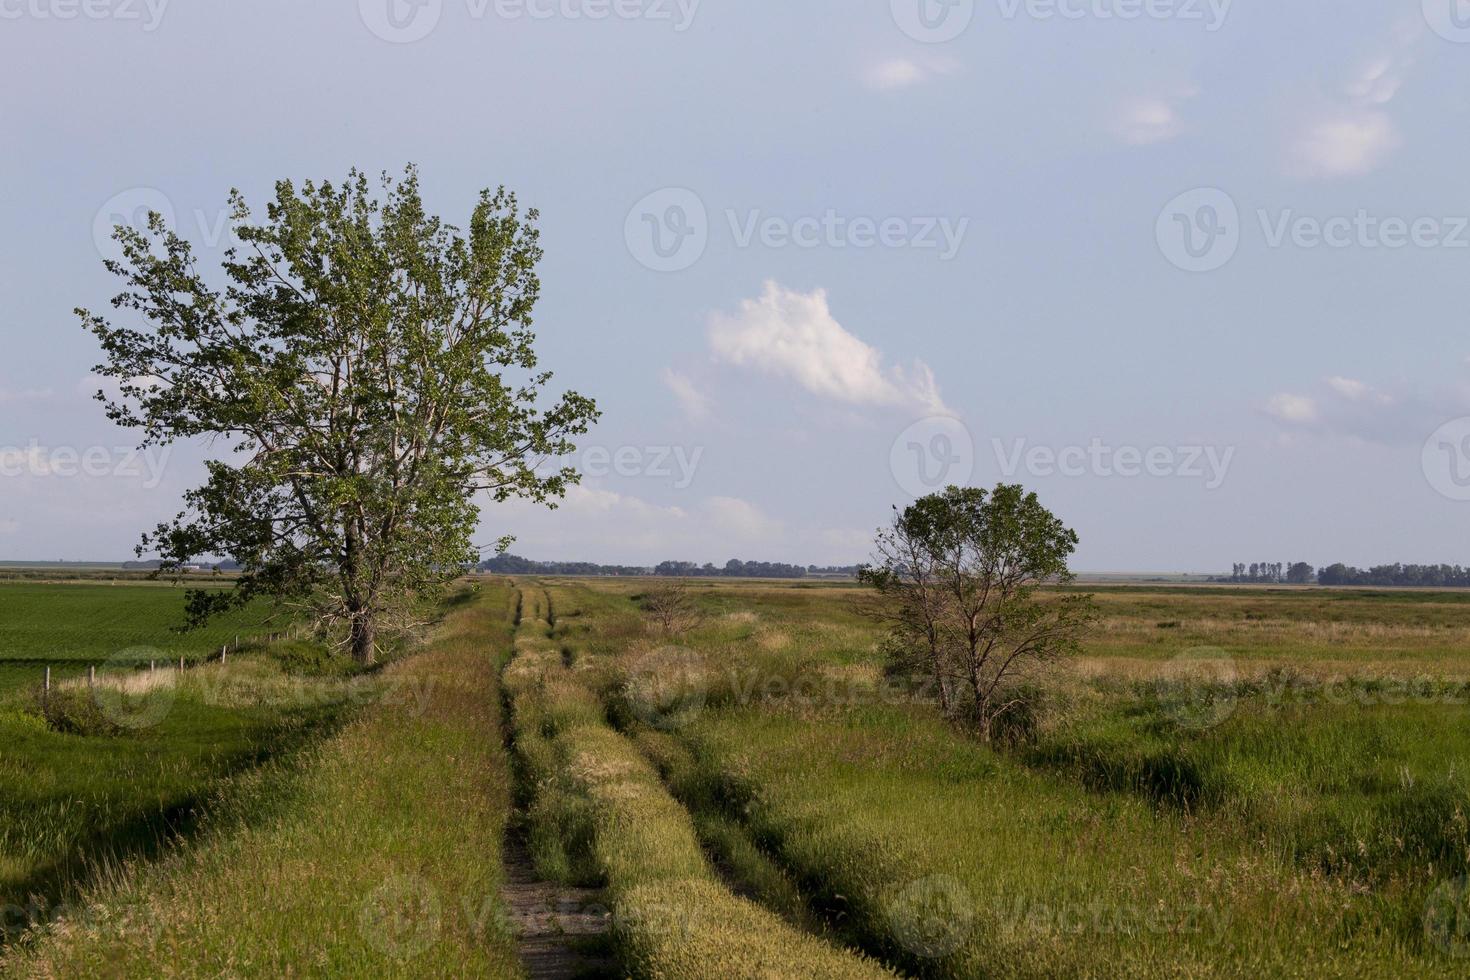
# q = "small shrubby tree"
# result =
<box><xmin>84</xmin><ymin>167</ymin><xmax>598</xmax><ymax>663</ymax></box>
<box><xmin>860</xmin><ymin>484</ymin><xmax>1095</xmax><ymax>740</ymax></box>
<box><xmin>639</xmin><ymin>579</ymin><xmax>701</xmax><ymax>636</ymax></box>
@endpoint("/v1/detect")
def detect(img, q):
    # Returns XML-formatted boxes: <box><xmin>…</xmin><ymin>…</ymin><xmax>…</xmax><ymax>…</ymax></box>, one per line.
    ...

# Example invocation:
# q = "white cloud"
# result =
<box><xmin>1264</xmin><ymin>376</ymin><xmax>1453</xmax><ymax>445</ymax></box>
<box><xmin>1264</xmin><ymin>393</ymin><xmax>1319</xmax><ymax>424</ymax></box>
<box><xmin>1286</xmin><ymin>25</ymin><xmax>1418</xmax><ymax>179</ymax></box>
<box><xmin>661</xmin><ymin>368</ymin><xmax>711</xmax><ymax>422</ymax></box>
<box><xmin>0</xmin><ymin>518</ymin><xmax>17</xmax><ymax>535</ymax></box>
<box><xmin>1287</xmin><ymin>113</ymin><xmax>1400</xmax><ymax>179</ymax></box>
<box><xmin>1110</xmin><ymin>88</ymin><xmax>1196</xmax><ymax>146</ymax></box>
<box><xmin>864</xmin><ymin>55</ymin><xmax>959</xmax><ymax>91</ymax></box>
<box><xmin>708</xmin><ymin>281</ymin><xmax>949</xmax><ymax>415</ymax></box>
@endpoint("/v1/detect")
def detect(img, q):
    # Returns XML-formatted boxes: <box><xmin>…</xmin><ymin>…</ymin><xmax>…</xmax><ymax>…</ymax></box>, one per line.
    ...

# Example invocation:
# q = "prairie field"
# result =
<box><xmin>5</xmin><ymin>576</ymin><xmax>1470</xmax><ymax>978</ymax></box>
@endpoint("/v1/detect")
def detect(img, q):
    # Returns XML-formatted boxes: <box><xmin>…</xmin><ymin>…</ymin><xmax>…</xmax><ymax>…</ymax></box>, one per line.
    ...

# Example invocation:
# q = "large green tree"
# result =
<box><xmin>83</xmin><ymin>166</ymin><xmax>598</xmax><ymax>663</ymax></box>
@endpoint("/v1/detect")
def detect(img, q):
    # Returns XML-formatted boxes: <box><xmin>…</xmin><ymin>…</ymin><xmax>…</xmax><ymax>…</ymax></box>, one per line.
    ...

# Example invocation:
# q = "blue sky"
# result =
<box><xmin>3</xmin><ymin>0</ymin><xmax>1470</xmax><ymax>571</ymax></box>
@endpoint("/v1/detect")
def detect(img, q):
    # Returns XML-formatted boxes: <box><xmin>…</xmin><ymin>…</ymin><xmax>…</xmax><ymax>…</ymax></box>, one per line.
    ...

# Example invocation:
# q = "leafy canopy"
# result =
<box><xmin>82</xmin><ymin>166</ymin><xmax>598</xmax><ymax>661</ymax></box>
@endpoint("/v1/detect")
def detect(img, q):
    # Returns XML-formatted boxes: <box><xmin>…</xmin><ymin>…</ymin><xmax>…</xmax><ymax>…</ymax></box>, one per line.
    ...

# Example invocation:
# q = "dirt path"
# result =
<box><xmin>501</xmin><ymin>834</ymin><xmax>615</xmax><ymax>979</ymax></box>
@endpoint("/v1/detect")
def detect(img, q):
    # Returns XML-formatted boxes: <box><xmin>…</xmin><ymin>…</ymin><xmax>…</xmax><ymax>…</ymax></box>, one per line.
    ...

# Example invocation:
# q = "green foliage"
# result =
<box><xmin>82</xmin><ymin>165</ymin><xmax>598</xmax><ymax>662</ymax></box>
<box><xmin>29</xmin><ymin>688</ymin><xmax>121</xmax><ymax>737</ymax></box>
<box><xmin>864</xmin><ymin>483</ymin><xmax>1096</xmax><ymax>738</ymax></box>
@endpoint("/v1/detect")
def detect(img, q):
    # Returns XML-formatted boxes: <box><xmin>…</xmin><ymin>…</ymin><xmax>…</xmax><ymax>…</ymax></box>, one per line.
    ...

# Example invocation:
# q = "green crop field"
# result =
<box><xmin>0</xmin><ymin>582</ymin><xmax>274</xmax><ymax>695</ymax></box>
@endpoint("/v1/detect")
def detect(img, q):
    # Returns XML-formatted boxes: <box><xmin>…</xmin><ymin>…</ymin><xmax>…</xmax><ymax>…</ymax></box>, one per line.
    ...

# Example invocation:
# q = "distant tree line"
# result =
<box><xmin>1224</xmin><ymin>562</ymin><xmax>1315</xmax><ymax>584</ymax></box>
<box><xmin>1316</xmin><ymin>563</ymin><xmax>1470</xmax><ymax>587</ymax></box>
<box><xmin>1220</xmin><ymin>561</ymin><xmax>1470</xmax><ymax>587</ymax></box>
<box><xmin>476</xmin><ymin>554</ymin><xmax>651</xmax><ymax>576</ymax></box>
<box><xmin>654</xmin><ymin>559</ymin><xmax>809</xmax><ymax>578</ymax></box>
<box><xmin>476</xmin><ymin>554</ymin><xmax>852</xmax><ymax>579</ymax></box>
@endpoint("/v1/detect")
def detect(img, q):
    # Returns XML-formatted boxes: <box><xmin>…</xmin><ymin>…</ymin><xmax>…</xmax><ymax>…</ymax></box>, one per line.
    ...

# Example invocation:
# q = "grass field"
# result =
<box><xmin>5</xmin><ymin>576</ymin><xmax>1470</xmax><ymax>977</ymax></box>
<box><xmin>515</xmin><ymin>578</ymin><xmax>1470</xmax><ymax>978</ymax></box>
<box><xmin>0</xmin><ymin>581</ymin><xmax>274</xmax><ymax>694</ymax></box>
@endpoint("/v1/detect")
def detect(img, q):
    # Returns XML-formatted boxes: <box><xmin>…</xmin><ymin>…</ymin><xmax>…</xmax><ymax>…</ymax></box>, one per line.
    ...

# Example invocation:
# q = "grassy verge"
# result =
<box><xmin>502</xmin><ymin>583</ymin><xmax>893</xmax><ymax>979</ymax></box>
<box><xmin>2</xmin><ymin>585</ymin><xmax>521</xmax><ymax>978</ymax></box>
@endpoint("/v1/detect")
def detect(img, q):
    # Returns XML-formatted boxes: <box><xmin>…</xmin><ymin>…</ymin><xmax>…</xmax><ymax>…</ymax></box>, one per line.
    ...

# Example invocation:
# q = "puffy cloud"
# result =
<box><xmin>1264</xmin><ymin>393</ymin><xmax>1319</xmax><ymax>425</ymax></box>
<box><xmin>1287</xmin><ymin>113</ymin><xmax>1400</xmax><ymax>179</ymax></box>
<box><xmin>1286</xmin><ymin>25</ymin><xmax>1418</xmax><ymax>178</ymax></box>
<box><xmin>863</xmin><ymin>55</ymin><xmax>958</xmax><ymax>91</ymax></box>
<box><xmin>1110</xmin><ymin>87</ymin><xmax>1197</xmax><ymax>146</ymax></box>
<box><xmin>708</xmin><ymin>281</ymin><xmax>949</xmax><ymax>415</ymax></box>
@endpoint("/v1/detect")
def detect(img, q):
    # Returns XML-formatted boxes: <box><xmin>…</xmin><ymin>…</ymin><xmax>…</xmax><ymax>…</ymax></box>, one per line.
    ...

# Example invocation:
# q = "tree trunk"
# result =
<box><xmin>350</xmin><ymin>613</ymin><xmax>376</xmax><ymax>666</ymax></box>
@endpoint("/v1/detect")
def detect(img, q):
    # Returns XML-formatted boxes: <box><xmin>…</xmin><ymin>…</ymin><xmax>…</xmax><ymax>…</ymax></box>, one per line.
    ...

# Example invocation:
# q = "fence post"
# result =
<box><xmin>221</xmin><ymin>645</ymin><xmax>227</xmax><ymax>663</ymax></box>
<box><xmin>179</xmin><ymin>655</ymin><xmax>185</xmax><ymax>672</ymax></box>
<box><xmin>150</xmin><ymin>660</ymin><xmax>156</xmax><ymax>672</ymax></box>
<box><xmin>44</xmin><ymin>666</ymin><xmax>50</xmax><ymax>697</ymax></box>
<box><xmin>88</xmin><ymin>665</ymin><xmax>95</xmax><ymax>688</ymax></box>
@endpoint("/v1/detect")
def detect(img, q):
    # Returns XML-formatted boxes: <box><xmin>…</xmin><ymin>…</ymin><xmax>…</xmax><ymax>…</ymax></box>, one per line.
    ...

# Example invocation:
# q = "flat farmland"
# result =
<box><xmin>0</xmin><ymin>582</ymin><xmax>272</xmax><ymax>694</ymax></box>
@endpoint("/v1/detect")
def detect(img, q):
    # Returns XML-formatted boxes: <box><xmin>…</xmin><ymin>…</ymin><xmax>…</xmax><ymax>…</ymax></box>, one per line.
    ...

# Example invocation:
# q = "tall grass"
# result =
<box><xmin>547</xmin><ymin>577</ymin><xmax>1470</xmax><ymax>978</ymax></box>
<box><xmin>2</xmin><ymin>585</ymin><xmax>521</xmax><ymax>978</ymax></box>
